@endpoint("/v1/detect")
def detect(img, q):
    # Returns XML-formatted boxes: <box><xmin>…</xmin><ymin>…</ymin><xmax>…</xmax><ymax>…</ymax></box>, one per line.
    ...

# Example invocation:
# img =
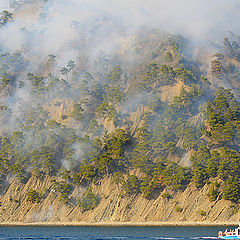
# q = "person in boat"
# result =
<box><xmin>226</xmin><ymin>229</ymin><xmax>232</xmax><ymax>236</ymax></box>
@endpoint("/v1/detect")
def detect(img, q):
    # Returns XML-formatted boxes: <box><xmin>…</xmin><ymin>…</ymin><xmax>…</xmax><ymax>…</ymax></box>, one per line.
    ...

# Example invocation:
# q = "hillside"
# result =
<box><xmin>0</xmin><ymin>175</ymin><xmax>239</xmax><ymax>224</ymax></box>
<box><xmin>0</xmin><ymin>0</ymin><xmax>239</xmax><ymax>224</ymax></box>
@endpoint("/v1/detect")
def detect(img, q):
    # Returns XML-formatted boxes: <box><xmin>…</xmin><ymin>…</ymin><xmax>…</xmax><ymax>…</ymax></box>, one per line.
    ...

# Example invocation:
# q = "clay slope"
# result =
<box><xmin>0</xmin><ymin>176</ymin><xmax>238</xmax><ymax>224</ymax></box>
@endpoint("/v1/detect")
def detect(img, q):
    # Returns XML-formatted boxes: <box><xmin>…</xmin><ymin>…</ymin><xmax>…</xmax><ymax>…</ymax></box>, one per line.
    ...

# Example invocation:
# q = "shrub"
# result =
<box><xmin>199</xmin><ymin>209</ymin><xmax>207</xmax><ymax>216</ymax></box>
<box><xmin>26</xmin><ymin>189</ymin><xmax>42</xmax><ymax>203</ymax></box>
<box><xmin>230</xmin><ymin>205</ymin><xmax>238</xmax><ymax>214</ymax></box>
<box><xmin>175</xmin><ymin>205</ymin><xmax>182</xmax><ymax>212</ymax></box>
<box><xmin>162</xmin><ymin>192</ymin><xmax>171</xmax><ymax>200</ymax></box>
<box><xmin>61</xmin><ymin>114</ymin><xmax>68</xmax><ymax>120</ymax></box>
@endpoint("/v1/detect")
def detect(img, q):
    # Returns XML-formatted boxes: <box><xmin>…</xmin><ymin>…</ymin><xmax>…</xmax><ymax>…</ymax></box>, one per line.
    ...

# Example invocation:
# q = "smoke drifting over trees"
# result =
<box><xmin>1</xmin><ymin>0</ymin><xmax>240</xmax><ymax>53</ymax></box>
<box><xmin>0</xmin><ymin>0</ymin><xmax>239</xmax><ymax>210</ymax></box>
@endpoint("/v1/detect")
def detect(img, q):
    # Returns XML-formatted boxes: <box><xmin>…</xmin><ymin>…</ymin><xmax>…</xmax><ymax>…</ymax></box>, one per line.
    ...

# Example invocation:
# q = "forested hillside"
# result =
<box><xmin>0</xmin><ymin>0</ymin><xmax>239</xmax><ymax>223</ymax></box>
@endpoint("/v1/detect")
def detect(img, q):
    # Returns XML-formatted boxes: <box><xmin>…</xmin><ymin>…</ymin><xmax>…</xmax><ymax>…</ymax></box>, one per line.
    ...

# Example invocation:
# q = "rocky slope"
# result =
<box><xmin>0</xmin><ymin>175</ymin><xmax>238</xmax><ymax>224</ymax></box>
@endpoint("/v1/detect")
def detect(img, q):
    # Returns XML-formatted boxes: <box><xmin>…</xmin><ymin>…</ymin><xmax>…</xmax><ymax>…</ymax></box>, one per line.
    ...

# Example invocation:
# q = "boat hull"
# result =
<box><xmin>219</xmin><ymin>236</ymin><xmax>240</xmax><ymax>239</ymax></box>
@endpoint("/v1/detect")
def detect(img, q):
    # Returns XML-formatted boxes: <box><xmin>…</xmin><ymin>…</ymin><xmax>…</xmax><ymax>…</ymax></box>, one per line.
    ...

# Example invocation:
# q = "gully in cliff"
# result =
<box><xmin>219</xmin><ymin>224</ymin><xmax>240</xmax><ymax>239</ymax></box>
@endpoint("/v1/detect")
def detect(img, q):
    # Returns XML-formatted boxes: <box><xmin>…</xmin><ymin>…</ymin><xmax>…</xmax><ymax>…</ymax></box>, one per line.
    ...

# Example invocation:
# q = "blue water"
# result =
<box><xmin>0</xmin><ymin>226</ymin><xmax>234</xmax><ymax>240</ymax></box>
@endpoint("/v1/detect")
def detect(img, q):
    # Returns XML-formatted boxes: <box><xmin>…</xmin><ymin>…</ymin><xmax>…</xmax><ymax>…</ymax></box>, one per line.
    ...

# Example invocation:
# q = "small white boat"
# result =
<box><xmin>219</xmin><ymin>225</ymin><xmax>240</xmax><ymax>239</ymax></box>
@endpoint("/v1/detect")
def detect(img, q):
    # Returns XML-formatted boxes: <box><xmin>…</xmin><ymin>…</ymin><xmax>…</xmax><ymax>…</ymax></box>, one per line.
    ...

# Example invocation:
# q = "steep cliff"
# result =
<box><xmin>0</xmin><ymin>175</ymin><xmax>238</xmax><ymax>224</ymax></box>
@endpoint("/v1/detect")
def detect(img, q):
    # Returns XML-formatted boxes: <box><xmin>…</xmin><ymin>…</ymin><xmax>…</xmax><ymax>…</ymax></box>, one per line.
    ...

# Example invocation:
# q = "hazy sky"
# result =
<box><xmin>0</xmin><ymin>0</ymin><xmax>8</xmax><ymax>10</ymax></box>
<box><xmin>0</xmin><ymin>0</ymin><xmax>240</xmax><ymax>62</ymax></box>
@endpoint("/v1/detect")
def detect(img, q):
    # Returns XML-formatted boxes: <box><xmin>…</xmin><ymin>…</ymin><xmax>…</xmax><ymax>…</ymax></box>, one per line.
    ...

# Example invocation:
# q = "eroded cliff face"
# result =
<box><xmin>0</xmin><ymin>175</ymin><xmax>237</xmax><ymax>224</ymax></box>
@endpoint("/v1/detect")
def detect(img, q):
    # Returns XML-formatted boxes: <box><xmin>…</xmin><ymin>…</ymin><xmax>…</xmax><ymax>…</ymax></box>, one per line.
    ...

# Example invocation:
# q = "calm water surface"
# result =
<box><xmin>0</xmin><ymin>226</ymin><xmax>234</xmax><ymax>240</ymax></box>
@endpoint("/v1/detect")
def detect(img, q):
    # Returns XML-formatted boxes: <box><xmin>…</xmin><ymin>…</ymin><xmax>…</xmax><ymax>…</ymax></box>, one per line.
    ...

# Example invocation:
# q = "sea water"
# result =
<box><xmin>0</xmin><ymin>225</ymin><xmax>234</xmax><ymax>240</ymax></box>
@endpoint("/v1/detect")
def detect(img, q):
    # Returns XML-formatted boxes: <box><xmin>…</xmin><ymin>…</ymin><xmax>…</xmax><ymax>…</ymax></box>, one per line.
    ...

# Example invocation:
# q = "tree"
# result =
<box><xmin>26</xmin><ymin>73</ymin><xmax>44</xmax><ymax>92</ymax></box>
<box><xmin>152</xmin><ymin>121</ymin><xmax>177</xmax><ymax>156</ymax></box>
<box><xmin>206</xmin><ymin>151</ymin><xmax>220</xmax><ymax>178</ymax></box>
<box><xmin>88</xmin><ymin>119</ymin><xmax>100</xmax><ymax>133</ymax></box>
<box><xmin>105</xmin><ymin>85</ymin><xmax>124</xmax><ymax>105</ymax></box>
<box><xmin>0</xmin><ymin>74</ymin><xmax>12</xmax><ymax>88</ymax></box>
<box><xmin>211</xmin><ymin>122</ymin><xmax>235</xmax><ymax>144</ymax></box>
<box><xmin>77</xmin><ymin>187</ymin><xmax>99</xmax><ymax>211</ymax></box>
<box><xmin>123</xmin><ymin>175</ymin><xmax>140</xmax><ymax>195</ymax></box>
<box><xmin>73</xmin><ymin>162</ymin><xmax>96</xmax><ymax>185</ymax></box>
<box><xmin>60</xmin><ymin>60</ymin><xmax>75</xmax><ymax>81</ymax></box>
<box><xmin>96</xmin><ymin>102</ymin><xmax>117</xmax><ymax>121</ymax></box>
<box><xmin>90</xmin><ymin>129</ymin><xmax>129</xmax><ymax>176</ymax></box>
<box><xmin>214</xmin><ymin>87</ymin><xmax>234</xmax><ymax>114</ymax></box>
<box><xmin>60</xmin><ymin>67</ymin><xmax>69</xmax><ymax>80</ymax></box>
<box><xmin>71</xmin><ymin>103</ymin><xmax>84</xmax><ymax>121</ymax></box>
<box><xmin>47</xmin><ymin>55</ymin><xmax>56</xmax><ymax>75</ymax></box>
<box><xmin>159</xmin><ymin>64</ymin><xmax>176</xmax><ymax>85</ymax></box>
<box><xmin>162</xmin><ymin>163</ymin><xmax>191</xmax><ymax>190</ymax></box>
<box><xmin>40</xmin><ymin>146</ymin><xmax>56</xmax><ymax>175</ymax></box>
<box><xmin>191</xmin><ymin>166</ymin><xmax>208</xmax><ymax>188</ymax></box>
<box><xmin>108</xmin><ymin>65</ymin><xmax>122</xmax><ymax>83</ymax></box>
<box><xmin>223</xmin><ymin>178</ymin><xmax>240</xmax><ymax>203</ymax></box>
<box><xmin>67</xmin><ymin>60</ymin><xmax>75</xmax><ymax>72</ymax></box>
<box><xmin>112</xmin><ymin>172</ymin><xmax>124</xmax><ymax>190</ymax></box>
<box><xmin>207</xmin><ymin>182</ymin><xmax>219</xmax><ymax>202</ymax></box>
<box><xmin>175</xmin><ymin>64</ymin><xmax>196</xmax><ymax>84</ymax></box>
<box><xmin>0</xmin><ymin>10</ymin><xmax>13</xmax><ymax>26</ymax></box>
<box><xmin>51</xmin><ymin>180</ymin><xmax>72</xmax><ymax>203</ymax></box>
<box><xmin>217</xmin><ymin>148</ymin><xmax>240</xmax><ymax>180</ymax></box>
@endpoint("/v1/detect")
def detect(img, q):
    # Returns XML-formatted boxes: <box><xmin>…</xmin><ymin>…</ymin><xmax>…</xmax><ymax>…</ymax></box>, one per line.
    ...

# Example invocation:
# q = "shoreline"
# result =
<box><xmin>0</xmin><ymin>221</ymin><xmax>237</xmax><ymax>227</ymax></box>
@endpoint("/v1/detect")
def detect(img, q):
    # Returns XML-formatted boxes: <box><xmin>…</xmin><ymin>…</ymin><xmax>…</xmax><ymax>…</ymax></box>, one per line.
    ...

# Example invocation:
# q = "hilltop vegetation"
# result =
<box><xmin>0</xmin><ymin>5</ymin><xmax>239</xmax><ymax>217</ymax></box>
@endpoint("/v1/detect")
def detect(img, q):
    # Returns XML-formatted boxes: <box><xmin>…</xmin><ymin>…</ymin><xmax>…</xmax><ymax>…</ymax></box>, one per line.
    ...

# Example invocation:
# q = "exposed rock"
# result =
<box><xmin>0</xmin><ymin>175</ymin><xmax>237</xmax><ymax>224</ymax></box>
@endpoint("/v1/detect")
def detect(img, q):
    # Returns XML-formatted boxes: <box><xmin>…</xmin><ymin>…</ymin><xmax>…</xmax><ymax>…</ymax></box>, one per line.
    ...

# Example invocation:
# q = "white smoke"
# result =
<box><xmin>0</xmin><ymin>0</ymin><xmax>240</xmax><ymax>56</ymax></box>
<box><xmin>0</xmin><ymin>0</ymin><xmax>239</xmax><ymax>132</ymax></box>
<box><xmin>0</xmin><ymin>0</ymin><xmax>9</xmax><ymax>12</ymax></box>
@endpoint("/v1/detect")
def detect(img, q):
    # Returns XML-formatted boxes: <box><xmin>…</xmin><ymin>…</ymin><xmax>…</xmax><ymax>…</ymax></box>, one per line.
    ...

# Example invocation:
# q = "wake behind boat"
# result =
<box><xmin>219</xmin><ymin>225</ymin><xmax>240</xmax><ymax>239</ymax></box>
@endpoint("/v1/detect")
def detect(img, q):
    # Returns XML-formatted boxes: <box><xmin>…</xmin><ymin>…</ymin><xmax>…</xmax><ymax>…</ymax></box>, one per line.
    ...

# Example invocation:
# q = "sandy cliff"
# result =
<box><xmin>0</xmin><ymin>175</ymin><xmax>238</xmax><ymax>225</ymax></box>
